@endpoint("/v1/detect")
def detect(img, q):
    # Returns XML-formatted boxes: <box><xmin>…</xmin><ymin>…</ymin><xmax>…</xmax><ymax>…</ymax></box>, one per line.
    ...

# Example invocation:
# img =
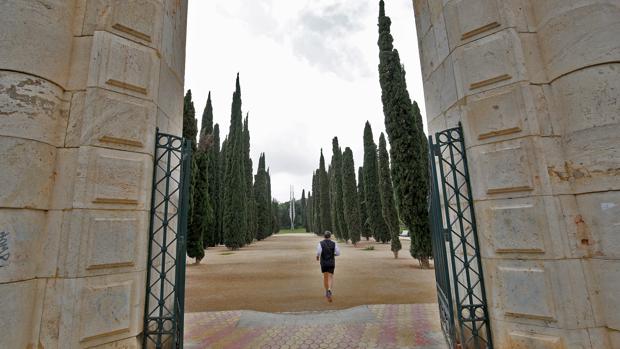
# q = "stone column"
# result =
<box><xmin>413</xmin><ymin>0</ymin><xmax>619</xmax><ymax>347</ymax></box>
<box><xmin>0</xmin><ymin>1</ymin><xmax>187</xmax><ymax>348</ymax></box>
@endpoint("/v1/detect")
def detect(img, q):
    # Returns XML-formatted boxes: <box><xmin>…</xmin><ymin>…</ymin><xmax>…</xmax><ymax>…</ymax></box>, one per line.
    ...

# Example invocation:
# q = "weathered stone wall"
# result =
<box><xmin>0</xmin><ymin>1</ymin><xmax>188</xmax><ymax>348</ymax></box>
<box><xmin>413</xmin><ymin>0</ymin><xmax>620</xmax><ymax>347</ymax></box>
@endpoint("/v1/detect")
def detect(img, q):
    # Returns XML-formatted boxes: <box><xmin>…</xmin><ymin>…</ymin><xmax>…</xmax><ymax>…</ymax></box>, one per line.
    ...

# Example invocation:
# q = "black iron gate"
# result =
<box><xmin>143</xmin><ymin>130</ymin><xmax>192</xmax><ymax>349</ymax></box>
<box><xmin>429</xmin><ymin>123</ymin><xmax>493</xmax><ymax>349</ymax></box>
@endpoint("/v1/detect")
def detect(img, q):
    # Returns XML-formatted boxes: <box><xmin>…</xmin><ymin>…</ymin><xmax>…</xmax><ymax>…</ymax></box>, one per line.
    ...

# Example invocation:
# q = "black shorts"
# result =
<box><xmin>321</xmin><ymin>265</ymin><xmax>335</xmax><ymax>274</ymax></box>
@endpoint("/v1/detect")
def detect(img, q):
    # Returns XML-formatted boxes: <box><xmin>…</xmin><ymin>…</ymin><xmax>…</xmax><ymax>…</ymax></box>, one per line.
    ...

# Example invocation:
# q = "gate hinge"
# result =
<box><xmin>443</xmin><ymin>229</ymin><xmax>451</xmax><ymax>242</ymax></box>
<box><xmin>432</xmin><ymin>143</ymin><xmax>441</xmax><ymax>156</ymax></box>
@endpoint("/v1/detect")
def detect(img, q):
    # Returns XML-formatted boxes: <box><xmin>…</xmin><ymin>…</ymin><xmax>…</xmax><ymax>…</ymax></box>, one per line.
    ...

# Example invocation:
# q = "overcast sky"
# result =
<box><xmin>185</xmin><ymin>0</ymin><xmax>426</xmax><ymax>203</ymax></box>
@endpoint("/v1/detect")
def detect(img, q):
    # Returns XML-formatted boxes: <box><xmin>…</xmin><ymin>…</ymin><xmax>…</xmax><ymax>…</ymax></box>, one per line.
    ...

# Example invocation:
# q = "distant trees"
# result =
<box><xmin>358</xmin><ymin>167</ymin><xmax>372</xmax><ymax>240</ymax></box>
<box><xmin>363</xmin><ymin>122</ymin><xmax>390</xmax><ymax>244</ymax></box>
<box><xmin>182</xmin><ymin>74</ymin><xmax>276</xmax><ymax>258</ymax></box>
<box><xmin>183</xmin><ymin>90</ymin><xmax>204</xmax><ymax>262</ymax></box>
<box><xmin>378</xmin><ymin>0</ymin><xmax>431</xmax><ymax>267</ymax></box>
<box><xmin>318</xmin><ymin>150</ymin><xmax>332</xmax><ymax>234</ymax></box>
<box><xmin>378</xmin><ymin>133</ymin><xmax>401</xmax><ymax>258</ymax></box>
<box><xmin>330</xmin><ymin>138</ymin><xmax>347</xmax><ymax>242</ymax></box>
<box><xmin>342</xmin><ymin>148</ymin><xmax>362</xmax><ymax>246</ymax></box>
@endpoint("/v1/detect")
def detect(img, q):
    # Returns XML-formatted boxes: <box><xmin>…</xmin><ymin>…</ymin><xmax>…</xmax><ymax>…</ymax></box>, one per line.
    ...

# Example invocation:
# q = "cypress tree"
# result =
<box><xmin>301</xmin><ymin>190</ymin><xmax>307</xmax><ymax>231</ymax></box>
<box><xmin>358</xmin><ymin>167</ymin><xmax>372</xmax><ymax>240</ymax></box>
<box><xmin>254</xmin><ymin>154</ymin><xmax>271</xmax><ymax>240</ymax></box>
<box><xmin>201</xmin><ymin>92</ymin><xmax>219</xmax><ymax>247</ymax></box>
<box><xmin>378</xmin><ymin>133</ymin><xmax>401</xmax><ymax>258</ymax></box>
<box><xmin>271</xmin><ymin>199</ymin><xmax>280</xmax><ymax>234</ymax></box>
<box><xmin>183</xmin><ymin>90</ymin><xmax>204</xmax><ymax>261</ymax></box>
<box><xmin>363</xmin><ymin>121</ymin><xmax>390</xmax><ymax>243</ymax></box>
<box><xmin>306</xmin><ymin>192</ymin><xmax>313</xmax><ymax>232</ymax></box>
<box><xmin>243</xmin><ymin>114</ymin><xmax>256</xmax><ymax>244</ymax></box>
<box><xmin>378</xmin><ymin>0</ymin><xmax>431</xmax><ymax>266</ymax></box>
<box><xmin>218</xmin><ymin>136</ymin><xmax>228</xmax><ymax>245</ymax></box>
<box><xmin>342</xmin><ymin>148</ymin><xmax>362</xmax><ymax>246</ymax></box>
<box><xmin>267</xmin><ymin>169</ymin><xmax>276</xmax><ymax>235</ymax></box>
<box><xmin>318</xmin><ymin>150</ymin><xmax>332</xmax><ymax>234</ymax></box>
<box><xmin>196</xmin><ymin>130</ymin><xmax>215</xmax><ymax>250</ymax></box>
<box><xmin>330</xmin><ymin>138</ymin><xmax>348</xmax><ymax>242</ymax></box>
<box><xmin>222</xmin><ymin>74</ymin><xmax>247</xmax><ymax>250</ymax></box>
<box><xmin>212</xmin><ymin>124</ymin><xmax>222</xmax><ymax>245</ymax></box>
<box><xmin>312</xmin><ymin>171</ymin><xmax>322</xmax><ymax>235</ymax></box>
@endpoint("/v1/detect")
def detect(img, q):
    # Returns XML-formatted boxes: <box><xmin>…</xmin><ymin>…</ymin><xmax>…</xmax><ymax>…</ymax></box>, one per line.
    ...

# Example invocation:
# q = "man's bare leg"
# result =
<box><xmin>327</xmin><ymin>273</ymin><xmax>334</xmax><ymax>291</ymax></box>
<box><xmin>323</xmin><ymin>272</ymin><xmax>329</xmax><ymax>291</ymax></box>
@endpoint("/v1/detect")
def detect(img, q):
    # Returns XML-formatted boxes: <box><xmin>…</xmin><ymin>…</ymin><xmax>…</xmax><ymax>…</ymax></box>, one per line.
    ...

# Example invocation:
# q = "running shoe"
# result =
<box><xmin>326</xmin><ymin>290</ymin><xmax>333</xmax><ymax>302</ymax></box>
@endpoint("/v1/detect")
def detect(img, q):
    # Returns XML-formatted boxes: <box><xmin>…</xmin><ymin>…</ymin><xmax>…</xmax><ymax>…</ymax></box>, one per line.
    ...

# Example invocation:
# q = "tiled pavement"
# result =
<box><xmin>185</xmin><ymin>304</ymin><xmax>447</xmax><ymax>349</ymax></box>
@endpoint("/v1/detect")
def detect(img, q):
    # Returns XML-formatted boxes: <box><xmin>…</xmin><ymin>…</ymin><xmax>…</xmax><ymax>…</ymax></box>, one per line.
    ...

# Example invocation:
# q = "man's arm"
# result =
<box><xmin>335</xmin><ymin>243</ymin><xmax>341</xmax><ymax>256</ymax></box>
<box><xmin>316</xmin><ymin>242</ymin><xmax>322</xmax><ymax>261</ymax></box>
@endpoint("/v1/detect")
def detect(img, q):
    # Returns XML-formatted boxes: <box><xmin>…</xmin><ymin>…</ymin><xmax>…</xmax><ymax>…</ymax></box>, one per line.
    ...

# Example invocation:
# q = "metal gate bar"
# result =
<box><xmin>143</xmin><ymin>130</ymin><xmax>191</xmax><ymax>349</ymax></box>
<box><xmin>430</xmin><ymin>123</ymin><xmax>492</xmax><ymax>349</ymax></box>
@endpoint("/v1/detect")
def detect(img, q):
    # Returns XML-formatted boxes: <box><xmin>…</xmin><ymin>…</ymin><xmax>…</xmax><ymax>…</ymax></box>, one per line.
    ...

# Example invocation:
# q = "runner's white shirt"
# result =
<box><xmin>316</xmin><ymin>241</ymin><xmax>341</xmax><ymax>257</ymax></box>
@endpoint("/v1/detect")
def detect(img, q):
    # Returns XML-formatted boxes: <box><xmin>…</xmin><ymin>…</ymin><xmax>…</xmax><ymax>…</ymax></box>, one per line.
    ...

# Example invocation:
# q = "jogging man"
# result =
<box><xmin>316</xmin><ymin>231</ymin><xmax>340</xmax><ymax>302</ymax></box>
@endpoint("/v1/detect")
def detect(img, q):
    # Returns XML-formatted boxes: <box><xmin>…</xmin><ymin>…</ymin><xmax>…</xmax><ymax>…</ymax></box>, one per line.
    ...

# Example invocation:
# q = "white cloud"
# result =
<box><xmin>185</xmin><ymin>0</ymin><xmax>426</xmax><ymax>202</ymax></box>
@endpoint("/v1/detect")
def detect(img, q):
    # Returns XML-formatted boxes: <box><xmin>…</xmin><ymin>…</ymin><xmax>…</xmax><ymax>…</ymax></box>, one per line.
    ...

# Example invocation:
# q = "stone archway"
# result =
<box><xmin>1</xmin><ymin>0</ymin><xmax>619</xmax><ymax>348</ymax></box>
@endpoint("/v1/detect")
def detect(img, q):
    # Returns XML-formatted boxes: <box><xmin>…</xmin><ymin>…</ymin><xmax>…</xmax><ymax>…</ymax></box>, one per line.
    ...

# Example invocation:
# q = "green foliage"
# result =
<box><xmin>358</xmin><ymin>167</ymin><xmax>372</xmax><ymax>240</ymax></box>
<box><xmin>363</xmin><ymin>122</ymin><xmax>390</xmax><ymax>243</ymax></box>
<box><xmin>342</xmin><ymin>148</ymin><xmax>362</xmax><ymax>245</ymax></box>
<box><xmin>363</xmin><ymin>245</ymin><xmax>375</xmax><ymax>251</ymax></box>
<box><xmin>300</xmin><ymin>190</ymin><xmax>307</xmax><ymax>231</ymax></box>
<box><xmin>201</xmin><ymin>92</ymin><xmax>219</xmax><ymax>248</ymax></box>
<box><xmin>330</xmin><ymin>138</ymin><xmax>348</xmax><ymax>242</ymax></box>
<box><xmin>183</xmin><ymin>90</ymin><xmax>203</xmax><ymax>260</ymax></box>
<box><xmin>254</xmin><ymin>154</ymin><xmax>271</xmax><ymax>240</ymax></box>
<box><xmin>377</xmin><ymin>0</ymin><xmax>431</xmax><ymax>262</ymax></box>
<box><xmin>306</xmin><ymin>192</ymin><xmax>313</xmax><ymax>232</ymax></box>
<box><xmin>318</xmin><ymin>150</ymin><xmax>332</xmax><ymax>234</ymax></box>
<box><xmin>243</xmin><ymin>114</ymin><xmax>256</xmax><ymax>245</ymax></box>
<box><xmin>222</xmin><ymin>74</ymin><xmax>247</xmax><ymax>250</ymax></box>
<box><xmin>212</xmin><ymin>124</ymin><xmax>222</xmax><ymax>245</ymax></box>
<box><xmin>378</xmin><ymin>133</ymin><xmax>401</xmax><ymax>255</ymax></box>
<box><xmin>271</xmin><ymin>199</ymin><xmax>280</xmax><ymax>234</ymax></box>
<box><xmin>311</xmin><ymin>172</ymin><xmax>322</xmax><ymax>235</ymax></box>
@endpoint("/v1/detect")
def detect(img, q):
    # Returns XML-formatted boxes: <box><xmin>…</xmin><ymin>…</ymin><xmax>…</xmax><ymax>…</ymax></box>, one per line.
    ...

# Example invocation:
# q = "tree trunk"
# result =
<box><xmin>393</xmin><ymin>250</ymin><xmax>398</xmax><ymax>259</ymax></box>
<box><xmin>419</xmin><ymin>256</ymin><xmax>430</xmax><ymax>269</ymax></box>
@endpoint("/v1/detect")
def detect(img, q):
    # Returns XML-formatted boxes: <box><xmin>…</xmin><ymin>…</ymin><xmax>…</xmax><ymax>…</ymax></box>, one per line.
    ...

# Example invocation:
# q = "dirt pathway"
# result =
<box><xmin>185</xmin><ymin>233</ymin><xmax>437</xmax><ymax>313</ymax></box>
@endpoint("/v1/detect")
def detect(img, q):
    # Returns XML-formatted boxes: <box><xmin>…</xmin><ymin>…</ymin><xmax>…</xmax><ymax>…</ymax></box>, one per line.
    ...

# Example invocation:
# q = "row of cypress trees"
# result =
<box><xmin>183</xmin><ymin>74</ymin><xmax>278</xmax><ymax>262</ymax></box>
<box><xmin>377</xmin><ymin>0</ymin><xmax>431</xmax><ymax>267</ymax></box>
<box><xmin>302</xmin><ymin>123</ymin><xmax>402</xmax><ymax>258</ymax></box>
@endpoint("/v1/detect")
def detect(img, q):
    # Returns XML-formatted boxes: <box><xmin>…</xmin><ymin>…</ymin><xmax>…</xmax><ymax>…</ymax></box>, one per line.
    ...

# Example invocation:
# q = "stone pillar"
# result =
<box><xmin>0</xmin><ymin>1</ymin><xmax>187</xmax><ymax>348</ymax></box>
<box><xmin>413</xmin><ymin>0</ymin><xmax>619</xmax><ymax>347</ymax></box>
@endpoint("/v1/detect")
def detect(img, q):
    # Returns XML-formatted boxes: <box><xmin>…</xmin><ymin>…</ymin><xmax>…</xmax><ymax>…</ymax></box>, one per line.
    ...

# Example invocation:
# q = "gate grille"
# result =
<box><xmin>143</xmin><ymin>130</ymin><xmax>192</xmax><ymax>349</ymax></box>
<box><xmin>429</xmin><ymin>123</ymin><xmax>493</xmax><ymax>349</ymax></box>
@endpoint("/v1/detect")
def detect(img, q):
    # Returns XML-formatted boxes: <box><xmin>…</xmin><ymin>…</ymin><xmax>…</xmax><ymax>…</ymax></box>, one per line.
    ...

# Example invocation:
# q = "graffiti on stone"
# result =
<box><xmin>0</xmin><ymin>231</ymin><xmax>10</xmax><ymax>267</ymax></box>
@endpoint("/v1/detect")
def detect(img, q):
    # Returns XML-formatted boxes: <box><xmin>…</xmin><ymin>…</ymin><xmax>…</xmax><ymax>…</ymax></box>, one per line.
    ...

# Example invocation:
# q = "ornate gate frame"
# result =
<box><xmin>143</xmin><ymin>130</ymin><xmax>192</xmax><ymax>349</ymax></box>
<box><xmin>429</xmin><ymin>123</ymin><xmax>493</xmax><ymax>349</ymax></box>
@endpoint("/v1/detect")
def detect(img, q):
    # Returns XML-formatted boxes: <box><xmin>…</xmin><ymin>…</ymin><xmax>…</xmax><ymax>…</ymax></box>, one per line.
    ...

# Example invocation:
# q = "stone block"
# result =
<box><xmin>0</xmin><ymin>0</ymin><xmax>74</xmax><ymax>88</ymax></box>
<box><xmin>0</xmin><ymin>71</ymin><xmax>69</xmax><ymax>147</ymax></box>
<box><xmin>70</xmin><ymin>88</ymin><xmax>156</xmax><ymax>154</ymax></box>
<box><xmin>476</xmin><ymin>196</ymin><xmax>567</xmax><ymax>259</ymax></box>
<box><xmin>589</xmin><ymin>259</ymin><xmax>620</xmax><ymax>331</ymax></box>
<box><xmin>491</xmin><ymin>318</ymin><xmax>610</xmax><ymax>349</ymax></box>
<box><xmin>549</xmin><ymin>64</ymin><xmax>620</xmax><ymax>194</ymax></box>
<box><xmin>160</xmin><ymin>0</ymin><xmax>188</xmax><ymax>81</ymax></box>
<box><xmin>73</xmin><ymin>146</ymin><xmax>152</xmax><ymax>210</ymax></box>
<box><xmin>58</xmin><ymin>209</ymin><xmax>148</xmax><ymax>278</ymax></box>
<box><xmin>39</xmin><ymin>271</ymin><xmax>145</xmax><ymax>348</ymax></box>
<box><xmin>462</xmin><ymin>82</ymin><xmax>555</xmax><ymax>147</ymax></box>
<box><xmin>0</xmin><ymin>210</ymin><xmax>46</xmax><ymax>283</ymax></box>
<box><xmin>67</xmin><ymin>35</ymin><xmax>94</xmax><ymax>92</ymax></box>
<box><xmin>82</xmin><ymin>0</ymin><xmax>163</xmax><ymax>50</ymax></box>
<box><xmin>88</xmin><ymin>31</ymin><xmax>160</xmax><ymax>101</ymax></box>
<box><xmin>157</xmin><ymin>62</ymin><xmax>184</xmax><ymax>125</ymax></box>
<box><xmin>453</xmin><ymin>29</ymin><xmax>530</xmax><ymax>98</ymax></box>
<box><xmin>485</xmin><ymin>259</ymin><xmax>596</xmax><ymax>329</ymax></box>
<box><xmin>574</xmin><ymin>192</ymin><xmax>620</xmax><ymax>259</ymax></box>
<box><xmin>423</xmin><ymin>55</ymin><xmax>458</xmax><ymax>120</ymax></box>
<box><xmin>0</xmin><ymin>137</ymin><xmax>57</xmax><ymax>210</ymax></box>
<box><xmin>0</xmin><ymin>279</ymin><xmax>46</xmax><ymax>349</ymax></box>
<box><xmin>51</xmin><ymin>148</ymin><xmax>79</xmax><ymax>210</ymax></box>
<box><xmin>413</xmin><ymin>0</ymin><xmax>431</xmax><ymax>38</ymax></box>
<box><xmin>533</xmin><ymin>1</ymin><xmax>620</xmax><ymax>81</ymax></box>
